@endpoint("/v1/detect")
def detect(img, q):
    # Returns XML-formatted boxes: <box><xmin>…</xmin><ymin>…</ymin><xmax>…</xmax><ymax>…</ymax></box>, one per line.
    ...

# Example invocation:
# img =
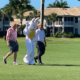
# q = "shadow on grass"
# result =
<box><xmin>36</xmin><ymin>64</ymin><xmax>80</xmax><ymax>66</ymax></box>
<box><xmin>8</xmin><ymin>63</ymin><xmax>80</xmax><ymax>66</ymax></box>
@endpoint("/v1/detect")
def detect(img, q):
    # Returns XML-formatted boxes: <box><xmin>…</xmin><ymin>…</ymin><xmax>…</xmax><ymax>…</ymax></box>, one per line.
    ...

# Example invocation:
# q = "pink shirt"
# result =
<box><xmin>7</xmin><ymin>27</ymin><xmax>17</xmax><ymax>41</ymax></box>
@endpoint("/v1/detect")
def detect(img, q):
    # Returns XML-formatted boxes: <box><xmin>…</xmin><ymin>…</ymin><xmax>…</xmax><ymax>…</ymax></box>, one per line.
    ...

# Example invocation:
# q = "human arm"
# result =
<box><xmin>23</xmin><ymin>21</ymin><xmax>30</xmax><ymax>36</ymax></box>
<box><xmin>23</xmin><ymin>27</ymin><xmax>30</xmax><ymax>36</ymax></box>
<box><xmin>6</xmin><ymin>29</ymin><xmax>11</xmax><ymax>47</ymax></box>
<box><xmin>6</xmin><ymin>35</ymin><xmax>9</xmax><ymax>47</ymax></box>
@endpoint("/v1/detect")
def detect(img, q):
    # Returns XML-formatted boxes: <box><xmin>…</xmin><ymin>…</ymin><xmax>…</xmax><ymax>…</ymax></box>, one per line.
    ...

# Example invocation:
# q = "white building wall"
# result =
<box><xmin>13</xmin><ymin>16</ymin><xmax>80</xmax><ymax>35</ymax></box>
<box><xmin>22</xmin><ymin>19</ymin><xmax>26</xmax><ymax>24</ymax></box>
<box><xmin>14</xmin><ymin>19</ymin><xmax>20</xmax><ymax>21</ymax></box>
<box><xmin>43</xmin><ymin>17</ymin><xmax>47</xmax><ymax>29</ymax></box>
<box><xmin>0</xmin><ymin>18</ymin><xmax>10</xmax><ymax>31</ymax></box>
<box><xmin>77</xmin><ymin>17</ymin><xmax>80</xmax><ymax>35</ymax></box>
<box><xmin>74</xmin><ymin>17</ymin><xmax>80</xmax><ymax>35</ymax></box>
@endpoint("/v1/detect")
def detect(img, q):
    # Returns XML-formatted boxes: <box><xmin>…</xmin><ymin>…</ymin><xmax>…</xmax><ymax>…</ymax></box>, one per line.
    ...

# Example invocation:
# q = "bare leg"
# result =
<box><xmin>14</xmin><ymin>52</ymin><xmax>17</xmax><ymax>62</ymax></box>
<box><xmin>5</xmin><ymin>52</ymin><xmax>13</xmax><ymax>59</ymax></box>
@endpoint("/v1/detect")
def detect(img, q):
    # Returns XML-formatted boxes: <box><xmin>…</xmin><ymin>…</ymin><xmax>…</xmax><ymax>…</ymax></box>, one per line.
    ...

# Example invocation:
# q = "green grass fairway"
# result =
<box><xmin>0</xmin><ymin>37</ymin><xmax>80</xmax><ymax>80</ymax></box>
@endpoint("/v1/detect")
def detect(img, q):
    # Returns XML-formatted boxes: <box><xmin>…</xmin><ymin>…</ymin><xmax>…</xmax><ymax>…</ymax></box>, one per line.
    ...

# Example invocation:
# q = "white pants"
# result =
<box><xmin>23</xmin><ymin>38</ymin><xmax>35</xmax><ymax>64</ymax></box>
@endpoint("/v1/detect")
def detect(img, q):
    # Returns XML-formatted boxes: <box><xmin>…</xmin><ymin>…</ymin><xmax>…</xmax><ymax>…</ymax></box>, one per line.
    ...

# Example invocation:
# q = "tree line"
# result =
<box><xmin>0</xmin><ymin>0</ymin><xmax>69</xmax><ymax>36</ymax></box>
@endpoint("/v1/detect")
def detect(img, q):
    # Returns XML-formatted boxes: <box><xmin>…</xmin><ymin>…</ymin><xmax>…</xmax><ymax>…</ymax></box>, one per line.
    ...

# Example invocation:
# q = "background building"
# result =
<box><xmin>11</xmin><ymin>7</ymin><xmax>80</xmax><ymax>35</ymax></box>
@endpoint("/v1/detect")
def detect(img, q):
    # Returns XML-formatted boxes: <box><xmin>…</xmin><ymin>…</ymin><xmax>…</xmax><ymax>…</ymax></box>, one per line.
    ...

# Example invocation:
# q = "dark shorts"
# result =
<box><xmin>9</xmin><ymin>41</ymin><xmax>19</xmax><ymax>53</ymax></box>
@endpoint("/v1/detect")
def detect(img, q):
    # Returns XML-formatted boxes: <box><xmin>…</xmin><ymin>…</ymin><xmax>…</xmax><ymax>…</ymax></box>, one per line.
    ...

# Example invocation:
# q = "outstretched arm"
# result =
<box><xmin>23</xmin><ymin>21</ymin><xmax>30</xmax><ymax>36</ymax></box>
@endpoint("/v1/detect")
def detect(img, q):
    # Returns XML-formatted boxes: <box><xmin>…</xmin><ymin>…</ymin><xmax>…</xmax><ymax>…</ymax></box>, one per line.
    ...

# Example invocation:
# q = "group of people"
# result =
<box><xmin>3</xmin><ymin>18</ymin><xmax>46</xmax><ymax>65</ymax></box>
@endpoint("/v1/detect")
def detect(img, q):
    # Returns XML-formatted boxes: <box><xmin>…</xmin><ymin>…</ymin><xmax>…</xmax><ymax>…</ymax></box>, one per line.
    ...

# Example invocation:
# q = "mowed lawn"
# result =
<box><xmin>0</xmin><ymin>37</ymin><xmax>80</xmax><ymax>80</ymax></box>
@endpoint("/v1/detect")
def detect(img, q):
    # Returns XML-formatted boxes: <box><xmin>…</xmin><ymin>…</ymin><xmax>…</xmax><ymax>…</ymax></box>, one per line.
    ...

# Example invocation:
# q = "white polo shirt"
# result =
<box><xmin>36</xmin><ymin>29</ymin><xmax>45</xmax><ymax>42</ymax></box>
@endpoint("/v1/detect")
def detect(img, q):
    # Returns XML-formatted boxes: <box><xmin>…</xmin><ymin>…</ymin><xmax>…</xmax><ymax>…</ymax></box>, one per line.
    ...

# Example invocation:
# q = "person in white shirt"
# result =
<box><xmin>34</xmin><ymin>23</ymin><xmax>46</xmax><ymax>64</ymax></box>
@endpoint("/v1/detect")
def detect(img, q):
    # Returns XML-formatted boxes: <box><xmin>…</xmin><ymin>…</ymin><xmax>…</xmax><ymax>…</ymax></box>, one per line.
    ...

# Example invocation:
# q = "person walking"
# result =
<box><xmin>23</xmin><ymin>17</ymin><xmax>39</xmax><ymax>65</ymax></box>
<box><xmin>34</xmin><ymin>23</ymin><xmax>46</xmax><ymax>64</ymax></box>
<box><xmin>3</xmin><ymin>23</ymin><xmax>19</xmax><ymax>65</ymax></box>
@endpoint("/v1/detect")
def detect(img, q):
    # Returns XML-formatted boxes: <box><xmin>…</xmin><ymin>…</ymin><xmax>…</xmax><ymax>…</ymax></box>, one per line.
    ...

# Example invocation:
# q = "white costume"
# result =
<box><xmin>23</xmin><ymin>18</ymin><xmax>39</xmax><ymax>65</ymax></box>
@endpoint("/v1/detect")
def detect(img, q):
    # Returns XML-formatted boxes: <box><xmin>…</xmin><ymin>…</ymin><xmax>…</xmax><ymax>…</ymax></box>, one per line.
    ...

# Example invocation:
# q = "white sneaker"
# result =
<box><xmin>13</xmin><ymin>62</ymin><xmax>19</xmax><ymax>65</ymax></box>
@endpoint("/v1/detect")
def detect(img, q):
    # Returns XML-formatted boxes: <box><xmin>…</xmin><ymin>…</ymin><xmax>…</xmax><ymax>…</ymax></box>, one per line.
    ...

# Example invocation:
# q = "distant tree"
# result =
<box><xmin>47</xmin><ymin>13</ymin><xmax>58</xmax><ymax>36</ymax></box>
<box><xmin>16</xmin><ymin>9</ymin><xmax>28</xmax><ymax>34</ymax></box>
<box><xmin>47</xmin><ymin>0</ymin><xmax>57</xmax><ymax>8</ymax></box>
<box><xmin>26</xmin><ymin>10</ymin><xmax>40</xmax><ymax>21</ymax></box>
<box><xmin>16</xmin><ymin>10</ymin><xmax>26</xmax><ymax>27</ymax></box>
<box><xmin>47</xmin><ymin>0</ymin><xmax>69</xmax><ymax>8</ymax></box>
<box><xmin>0</xmin><ymin>9</ymin><xmax>10</xmax><ymax>39</ymax></box>
<box><xmin>1</xmin><ymin>0</ymin><xmax>34</xmax><ymax>20</ymax></box>
<box><xmin>0</xmin><ymin>10</ymin><xmax>3</xmax><ymax>18</ymax></box>
<box><xmin>1</xmin><ymin>0</ymin><xmax>35</xmax><ymax>34</ymax></box>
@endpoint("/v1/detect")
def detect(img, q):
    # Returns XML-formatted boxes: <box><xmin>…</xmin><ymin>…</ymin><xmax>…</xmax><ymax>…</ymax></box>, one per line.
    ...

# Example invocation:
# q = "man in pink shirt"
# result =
<box><xmin>3</xmin><ymin>24</ymin><xmax>19</xmax><ymax>65</ymax></box>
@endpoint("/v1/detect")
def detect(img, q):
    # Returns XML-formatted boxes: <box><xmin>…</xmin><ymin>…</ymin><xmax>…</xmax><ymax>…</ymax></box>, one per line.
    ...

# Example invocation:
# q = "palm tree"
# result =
<box><xmin>47</xmin><ymin>0</ymin><xmax>69</xmax><ymax>8</ymax></box>
<box><xmin>1</xmin><ymin>0</ymin><xmax>34</xmax><ymax>34</ymax></box>
<box><xmin>47</xmin><ymin>13</ymin><xmax>58</xmax><ymax>36</ymax></box>
<box><xmin>1</xmin><ymin>0</ymin><xmax>34</xmax><ymax>20</ymax></box>
<box><xmin>16</xmin><ymin>9</ymin><xmax>28</xmax><ymax>34</ymax></box>
<box><xmin>1</xmin><ymin>6</ymin><xmax>13</xmax><ymax>21</ymax></box>
<box><xmin>2</xmin><ymin>0</ymin><xmax>19</xmax><ymax>15</ymax></box>
<box><xmin>0</xmin><ymin>10</ymin><xmax>4</xmax><ymax>34</ymax></box>
<box><xmin>15</xmin><ymin>0</ymin><xmax>34</xmax><ymax>34</ymax></box>
<box><xmin>0</xmin><ymin>10</ymin><xmax>3</xmax><ymax>18</ymax></box>
<box><xmin>16</xmin><ymin>10</ymin><xmax>25</xmax><ymax>27</ymax></box>
<box><xmin>47</xmin><ymin>0</ymin><xmax>57</xmax><ymax>8</ymax></box>
<box><xmin>0</xmin><ymin>9</ymin><xmax>8</xmax><ymax>39</ymax></box>
<box><xmin>17</xmin><ymin>0</ymin><xmax>34</xmax><ymax>10</ymax></box>
<box><xmin>26</xmin><ymin>10</ymin><xmax>40</xmax><ymax>20</ymax></box>
<box><xmin>56</xmin><ymin>0</ymin><xmax>68</xmax><ymax>8</ymax></box>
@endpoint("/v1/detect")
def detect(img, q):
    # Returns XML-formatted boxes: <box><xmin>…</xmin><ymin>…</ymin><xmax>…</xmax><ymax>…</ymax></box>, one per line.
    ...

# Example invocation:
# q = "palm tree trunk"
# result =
<box><xmin>20</xmin><ymin>19</ymin><xmax>23</xmax><ymax>35</ymax></box>
<box><xmin>3</xmin><ymin>18</ymin><xmax>5</xmax><ymax>36</ymax></box>
<box><xmin>3</xmin><ymin>17</ymin><xmax>6</xmax><ymax>40</ymax></box>
<box><xmin>41</xmin><ymin>0</ymin><xmax>44</xmax><ymax>27</ymax></box>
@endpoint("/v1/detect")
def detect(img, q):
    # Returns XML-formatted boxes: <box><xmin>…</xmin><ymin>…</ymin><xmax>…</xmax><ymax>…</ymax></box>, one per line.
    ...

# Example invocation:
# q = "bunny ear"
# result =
<box><xmin>34</xmin><ymin>17</ymin><xmax>40</xmax><ymax>22</ymax></box>
<box><xmin>29</xmin><ymin>18</ymin><xmax>35</xmax><ymax>24</ymax></box>
<box><xmin>31</xmin><ymin>18</ymin><xmax>35</xmax><ymax>22</ymax></box>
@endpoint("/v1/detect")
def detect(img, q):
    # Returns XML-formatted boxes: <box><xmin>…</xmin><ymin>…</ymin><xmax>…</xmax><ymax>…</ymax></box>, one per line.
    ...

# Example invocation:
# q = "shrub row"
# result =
<box><xmin>54</xmin><ymin>31</ymin><xmax>74</xmax><ymax>38</ymax></box>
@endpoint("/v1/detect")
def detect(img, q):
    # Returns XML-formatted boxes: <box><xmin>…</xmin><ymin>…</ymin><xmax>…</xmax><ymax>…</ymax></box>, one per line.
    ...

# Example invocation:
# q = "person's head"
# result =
<box><xmin>38</xmin><ymin>23</ymin><xmax>43</xmax><ymax>30</ymax></box>
<box><xmin>12</xmin><ymin>24</ymin><xmax>17</xmax><ymax>30</ymax></box>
